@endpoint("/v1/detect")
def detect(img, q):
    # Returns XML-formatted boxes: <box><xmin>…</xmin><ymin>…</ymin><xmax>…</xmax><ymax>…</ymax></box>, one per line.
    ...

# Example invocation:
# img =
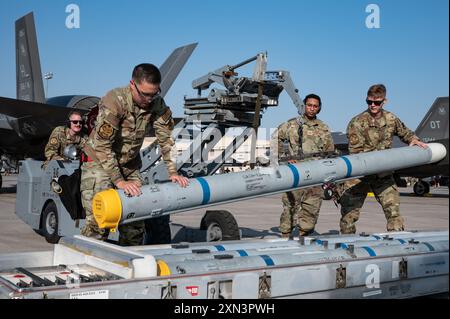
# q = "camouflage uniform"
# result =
<box><xmin>340</xmin><ymin>110</ymin><xmax>420</xmax><ymax>234</ymax></box>
<box><xmin>80</xmin><ymin>86</ymin><xmax>177</xmax><ymax>246</ymax></box>
<box><xmin>44</xmin><ymin>126</ymin><xmax>87</xmax><ymax>161</ymax></box>
<box><xmin>276</xmin><ymin>115</ymin><xmax>334</xmax><ymax>236</ymax></box>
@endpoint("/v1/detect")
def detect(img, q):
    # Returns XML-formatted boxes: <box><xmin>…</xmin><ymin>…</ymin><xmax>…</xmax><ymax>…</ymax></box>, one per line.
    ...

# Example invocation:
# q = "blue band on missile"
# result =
<box><xmin>397</xmin><ymin>239</ymin><xmax>406</xmax><ymax>244</ymax></box>
<box><xmin>237</xmin><ymin>250</ymin><xmax>248</xmax><ymax>257</ymax></box>
<box><xmin>197</xmin><ymin>177</ymin><xmax>211</xmax><ymax>205</ymax></box>
<box><xmin>362</xmin><ymin>246</ymin><xmax>377</xmax><ymax>256</ymax></box>
<box><xmin>315</xmin><ymin>239</ymin><xmax>324</xmax><ymax>245</ymax></box>
<box><xmin>340</xmin><ymin>243</ymin><xmax>349</xmax><ymax>249</ymax></box>
<box><xmin>340</xmin><ymin>156</ymin><xmax>352</xmax><ymax>178</ymax></box>
<box><xmin>423</xmin><ymin>242</ymin><xmax>435</xmax><ymax>251</ymax></box>
<box><xmin>260</xmin><ymin>255</ymin><xmax>275</xmax><ymax>266</ymax></box>
<box><xmin>287</xmin><ymin>164</ymin><xmax>300</xmax><ymax>187</ymax></box>
<box><xmin>214</xmin><ymin>245</ymin><xmax>225</xmax><ymax>251</ymax></box>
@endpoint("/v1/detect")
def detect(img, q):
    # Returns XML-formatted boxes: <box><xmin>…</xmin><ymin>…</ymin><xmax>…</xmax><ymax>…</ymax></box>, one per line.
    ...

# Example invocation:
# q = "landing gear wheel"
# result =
<box><xmin>413</xmin><ymin>181</ymin><xmax>430</xmax><ymax>196</ymax></box>
<box><xmin>41</xmin><ymin>202</ymin><xmax>61</xmax><ymax>244</ymax></box>
<box><xmin>144</xmin><ymin>215</ymin><xmax>172</xmax><ymax>244</ymax></box>
<box><xmin>200</xmin><ymin>210</ymin><xmax>240</xmax><ymax>242</ymax></box>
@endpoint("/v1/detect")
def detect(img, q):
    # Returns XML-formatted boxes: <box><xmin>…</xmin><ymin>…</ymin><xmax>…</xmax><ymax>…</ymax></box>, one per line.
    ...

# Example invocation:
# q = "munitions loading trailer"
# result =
<box><xmin>0</xmin><ymin>230</ymin><xmax>447</xmax><ymax>299</ymax></box>
<box><xmin>14</xmin><ymin>53</ymin><xmax>305</xmax><ymax>244</ymax></box>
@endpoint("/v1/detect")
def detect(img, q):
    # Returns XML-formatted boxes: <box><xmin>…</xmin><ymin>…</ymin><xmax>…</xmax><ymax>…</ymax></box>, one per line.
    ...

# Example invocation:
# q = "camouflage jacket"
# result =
<box><xmin>347</xmin><ymin>110</ymin><xmax>419</xmax><ymax>154</ymax></box>
<box><xmin>276</xmin><ymin>115</ymin><xmax>335</xmax><ymax>160</ymax></box>
<box><xmin>83</xmin><ymin>86</ymin><xmax>176</xmax><ymax>184</ymax></box>
<box><xmin>45</xmin><ymin>126</ymin><xmax>87</xmax><ymax>160</ymax></box>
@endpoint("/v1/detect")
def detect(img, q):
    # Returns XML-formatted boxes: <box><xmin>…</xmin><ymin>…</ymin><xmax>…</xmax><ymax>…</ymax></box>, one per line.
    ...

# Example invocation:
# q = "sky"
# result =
<box><xmin>0</xmin><ymin>0</ymin><xmax>448</xmax><ymax>137</ymax></box>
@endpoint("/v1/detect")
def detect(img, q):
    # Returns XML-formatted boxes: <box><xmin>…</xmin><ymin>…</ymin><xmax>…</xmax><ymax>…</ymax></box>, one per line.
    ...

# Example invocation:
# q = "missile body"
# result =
<box><xmin>118</xmin><ymin>230</ymin><xmax>448</xmax><ymax>259</ymax></box>
<box><xmin>149</xmin><ymin>236</ymin><xmax>448</xmax><ymax>263</ymax></box>
<box><xmin>156</xmin><ymin>240</ymin><xmax>449</xmax><ymax>276</ymax></box>
<box><xmin>93</xmin><ymin>143</ymin><xmax>447</xmax><ymax>230</ymax></box>
<box><xmin>132</xmin><ymin>234</ymin><xmax>449</xmax><ymax>263</ymax></box>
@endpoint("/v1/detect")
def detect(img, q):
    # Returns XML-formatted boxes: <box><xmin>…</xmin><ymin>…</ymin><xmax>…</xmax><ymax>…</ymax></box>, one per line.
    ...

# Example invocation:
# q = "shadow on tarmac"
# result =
<box><xmin>0</xmin><ymin>185</ymin><xmax>17</xmax><ymax>194</ymax></box>
<box><xmin>399</xmin><ymin>191</ymin><xmax>448</xmax><ymax>199</ymax></box>
<box><xmin>240</xmin><ymin>227</ymin><xmax>341</xmax><ymax>239</ymax></box>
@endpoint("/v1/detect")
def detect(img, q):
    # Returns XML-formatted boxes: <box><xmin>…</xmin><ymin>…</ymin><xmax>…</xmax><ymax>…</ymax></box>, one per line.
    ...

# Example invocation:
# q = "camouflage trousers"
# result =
<box><xmin>339</xmin><ymin>174</ymin><xmax>404</xmax><ymax>234</ymax></box>
<box><xmin>80</xmin><ymin>161</ymin><xmax>145</xmax><ymax>246</ymax></box>
<box><xmin>280</xmin><ymin>186</ymin><xmax>323</xmax><ymax>235</ymax></box>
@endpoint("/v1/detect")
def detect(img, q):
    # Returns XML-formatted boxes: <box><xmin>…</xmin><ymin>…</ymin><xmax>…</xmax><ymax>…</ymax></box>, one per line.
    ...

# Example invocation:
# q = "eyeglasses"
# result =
<box><xmin>366</xmin><ymin>99</ymin><xmax>384</xmax><ymax>106</ymax></box>
<box><xmin>133</xmin><ymin>81</ymin><xmax>161</xmax><ymax>100</ymax></box>
<box><xmin>70</xmin><ymin>120</ymin><xmax>84</xmax><ymax>125</ymax></box>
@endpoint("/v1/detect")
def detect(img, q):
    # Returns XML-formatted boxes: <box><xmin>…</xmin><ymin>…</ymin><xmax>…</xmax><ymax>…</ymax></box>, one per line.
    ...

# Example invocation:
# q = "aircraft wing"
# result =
<box><xmin>0</xmin><ymin>96</ymin><xmax>90</xmax><ymax>139</ymax></box>
<box><xmin>159</xmin><ymin>43</ymin><xmax>197</xmax><ymax>98</ymax></box>
<box><xmin>0</xmin><ymin>96</ymin><xmax>90</xmax><ymax>118</ymax></box>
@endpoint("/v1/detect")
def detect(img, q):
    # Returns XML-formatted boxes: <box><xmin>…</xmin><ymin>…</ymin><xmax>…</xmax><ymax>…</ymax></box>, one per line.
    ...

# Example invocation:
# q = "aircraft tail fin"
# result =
<box><xmin>159</xmin><ymin>43</ymin><xmax>197</xmax><ymax>98</ymax></box>
<box><xmin>415</xmin><ymin>97</ymin><xmax>449</xmax><ymax>142</ymax></box>
<box><xmin>15</xmin><ymin>12</ymin><xmax>45</xmax><ymax>103</ymax></box>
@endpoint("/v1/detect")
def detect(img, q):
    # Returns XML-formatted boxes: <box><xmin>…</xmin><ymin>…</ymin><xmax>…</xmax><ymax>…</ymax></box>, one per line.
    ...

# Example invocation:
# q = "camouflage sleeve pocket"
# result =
<box><xmin>105</xmin><ymin>112</ymin><xmax>121</xmax><ymax>129</ymax></box>
<box><xmin>80</xmin><ymin>177</ymin><xmax>95</xmax><ymax>192</ymax></box>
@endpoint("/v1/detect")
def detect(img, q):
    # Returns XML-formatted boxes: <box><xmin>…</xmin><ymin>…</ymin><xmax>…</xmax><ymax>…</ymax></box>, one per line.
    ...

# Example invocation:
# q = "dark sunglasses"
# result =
<box><xmin>133</xmin><ymin>81</ymin><xmax>161</xmax><ymax>100</ymax></box>
<box><xmin>366</xmin><ymin>99</ymin><xmax>384</xmax><ymax>106</ymax></box>
<box><xmin>70</xmin><ymin>120</ymin><xmax>84</xmax><ymax>125</ymax></box>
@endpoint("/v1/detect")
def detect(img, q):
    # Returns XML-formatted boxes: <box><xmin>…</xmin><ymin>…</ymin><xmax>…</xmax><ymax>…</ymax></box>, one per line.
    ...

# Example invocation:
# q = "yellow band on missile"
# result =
<box><xmin>157</xmin><ymin>260</ymin><xmax>171</xmax><ymax>276</ymax></box>
<box><xmin>93</xmin><ymin>189</ymin><xmax>122</xmax><ymax>230</ymax></box>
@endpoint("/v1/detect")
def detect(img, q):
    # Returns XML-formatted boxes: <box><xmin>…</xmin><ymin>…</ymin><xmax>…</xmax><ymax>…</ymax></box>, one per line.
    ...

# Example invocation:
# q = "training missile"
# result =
<box><xmin>93</xmin><ymin>143</ymin><xmax>446</xmax><ymax>231</ymax></box>
<box><xmin>156</xmin><ymin>240</ymin><xmax>449</xmax><ymax>276</ymax></box>
<box><xmin>146</xmin><ymin>235</ymin><xmax>449</xmax><ymax>263</ymax></box>
<box><xmin>127</xmin><ymin>230</ymin><xmax>449</xmax><ymax>257</ymax></box>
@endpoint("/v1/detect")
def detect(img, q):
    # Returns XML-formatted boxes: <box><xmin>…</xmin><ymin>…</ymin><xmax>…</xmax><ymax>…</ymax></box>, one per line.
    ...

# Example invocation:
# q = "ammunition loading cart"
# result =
<box><xmin>0</xmin><ymin>230</ymin><xmax>447</xmax><ymax>299</ymax></box>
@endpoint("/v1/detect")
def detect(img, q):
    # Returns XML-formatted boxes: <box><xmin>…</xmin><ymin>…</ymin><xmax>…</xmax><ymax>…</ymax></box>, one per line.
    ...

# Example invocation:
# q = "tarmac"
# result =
<box><xmin>0</xmin><ymin>174</ymin><xmax>448</xmax><ymax>254</ymax></box>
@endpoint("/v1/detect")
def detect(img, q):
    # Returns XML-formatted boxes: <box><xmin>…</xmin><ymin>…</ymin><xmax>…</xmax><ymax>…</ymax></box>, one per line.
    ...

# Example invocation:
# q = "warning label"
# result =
<box><xmin>70</xmin><ymin>289</ymin><xmax>109</xmax><ymax>299</ymax></box>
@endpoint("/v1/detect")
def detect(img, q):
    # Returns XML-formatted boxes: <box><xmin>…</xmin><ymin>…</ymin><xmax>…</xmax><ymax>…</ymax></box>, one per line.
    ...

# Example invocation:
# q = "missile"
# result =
<box><xmin>126</xmin><ymin>230</ymin><xmax>449</xmax><ymax>257</ymax></box>
<box><xmin>146</xmin><ymin>236</ymin><xmax>449</xmax><ymax>263</ymax></box>
<box><xmin>93</xmin><ymin>143</ymin><xmax>447</xmax><ymax>231</ymax></box>
<box><xmin>130</xmin><ymin>232</ymin><xmax>449</xmax><ymax>263</ymax></box>
<box><xmin>156</xmin><ymin>240</ymin><xmax>449</xmax><ymax>276</ymax></box>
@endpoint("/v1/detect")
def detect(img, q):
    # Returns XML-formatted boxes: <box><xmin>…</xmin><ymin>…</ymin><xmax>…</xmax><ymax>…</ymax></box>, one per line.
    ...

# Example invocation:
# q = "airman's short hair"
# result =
<box><xmin>303</xmin><ymin>93</ymin><xmax>322</xmax><ymax>107</ymax></box>
<box><xmin>367</xmin><ymin>84</ymin><xmax>386</xmax><ymax>99</ymax></box>
<box><xmin>68</xmin><ymin>110</ymin><xmax>83</xmax><ymax>120</ymax></box>
<box><xmin>132</xmin><ymin>63</ymin><xmax>161</xmax><ymax>85</ymax></box>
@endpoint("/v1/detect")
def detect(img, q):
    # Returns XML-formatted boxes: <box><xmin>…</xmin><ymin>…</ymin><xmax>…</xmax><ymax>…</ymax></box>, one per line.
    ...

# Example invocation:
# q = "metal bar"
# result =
<box><xmin>230</xmin><ymin>55</ymin><xmax>258</xmax><ymax>71</ymax></box>
<box><xmin>15</xmin><ymin>267</ymin><xmax>54</xmax><ymax>287</ymax></box>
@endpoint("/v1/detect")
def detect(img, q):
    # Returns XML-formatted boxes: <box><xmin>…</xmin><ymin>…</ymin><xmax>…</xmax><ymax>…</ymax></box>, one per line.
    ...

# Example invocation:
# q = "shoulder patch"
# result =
<box><xmin>98</xmin><ymin>123</ymin><xmax>114</xmax><ymax>139</ymax></box>
<box><xmin>50</xmin><ymin>137</ymin><xmax>58</xmax><ymax>146</ymax></box>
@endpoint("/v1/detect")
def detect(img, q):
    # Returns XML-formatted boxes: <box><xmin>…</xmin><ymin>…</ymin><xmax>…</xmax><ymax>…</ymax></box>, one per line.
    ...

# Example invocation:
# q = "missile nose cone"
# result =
<box><xmin>427</xmin><ymin>143</ymin><xmax>447</xmax><ymax>163</ymax></box>
<box><xmin>93</xmin><ymin>189</ymin><xmax>122</xmax><ymax>231</ymax></box>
